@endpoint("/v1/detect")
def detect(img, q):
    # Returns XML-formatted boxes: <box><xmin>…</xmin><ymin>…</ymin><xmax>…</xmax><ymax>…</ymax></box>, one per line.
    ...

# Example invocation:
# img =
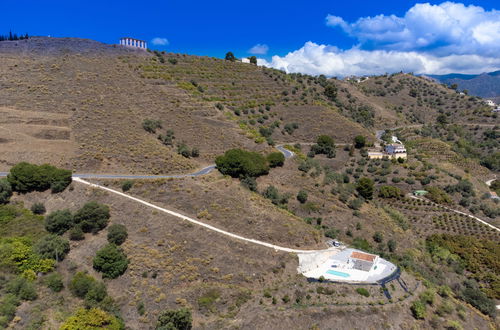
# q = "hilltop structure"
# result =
<box><xmin>119</xmin><ymin>37</ymin><xmax>146</xmax><ymax>49</ymax></box>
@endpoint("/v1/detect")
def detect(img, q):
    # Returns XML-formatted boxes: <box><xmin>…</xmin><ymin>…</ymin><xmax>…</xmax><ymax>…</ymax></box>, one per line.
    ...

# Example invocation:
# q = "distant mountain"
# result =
<box><xmin>427</xmin><ymin>70</ymin><xmax>500</xmax><ymax>102</ymax></box>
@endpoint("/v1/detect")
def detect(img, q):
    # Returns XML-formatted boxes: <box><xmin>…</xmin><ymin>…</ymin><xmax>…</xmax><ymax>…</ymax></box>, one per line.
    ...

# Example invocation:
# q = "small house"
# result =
<box><xmin>349</xmin><ymin>251</ymin><xmax>379</xmax><ymax>272</ymax></box>
<box><xmin>414</xmin><ymin>190</ymin><xmax>428</xmax><ymax>196</ymax></box>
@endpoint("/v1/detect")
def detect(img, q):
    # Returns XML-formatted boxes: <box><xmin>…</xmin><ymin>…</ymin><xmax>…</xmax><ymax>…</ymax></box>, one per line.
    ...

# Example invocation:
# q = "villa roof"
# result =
<box><xmin>350</xmin><ymin>251</ymin><xmax>377</xmax><ymax>262</ymax></box>
<box><xmin>120</xmin><ymin>37</ymin><xmax>145</xmax><ymax>42</ymax></box>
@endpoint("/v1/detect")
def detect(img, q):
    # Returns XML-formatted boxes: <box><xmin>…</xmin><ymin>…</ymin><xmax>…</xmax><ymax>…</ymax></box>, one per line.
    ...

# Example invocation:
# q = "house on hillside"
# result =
<box><xmin>485</xmin><ymin>100</ymin><xmax>496</xmax><ymax>107</ymax></box>
<box><xmin>119</xmin><ymin>37</ymin><xmax>147</xmax><ymax>49</ymax></box>
<box><xmin>349</xmin><ymin>251</ymin><xmax>379</xmax><ymax>272</ymax></box>
<box><xmin>241</xmin><ymin>58</ymin><xmax>250</xmax><ymax>63</ymax></box>
<box><xmin>385</xmin><ymin>144</ymin><xmax>407</xmax><ymax>159</ymax></box>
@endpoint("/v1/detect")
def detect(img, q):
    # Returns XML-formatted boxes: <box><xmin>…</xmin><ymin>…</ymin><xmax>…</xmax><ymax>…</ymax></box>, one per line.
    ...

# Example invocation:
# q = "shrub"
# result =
<box><xmin>121</xmin><ymin>180</ymin><xmax>133</xmax><ymax>192</ymax></box>
<box><xmin>6</xmin><ymin>276</ymin><xmax>38</xmax><ymax>300</ymax></box>
<box><xmin>267</xmin><ymin>152</ymin><xmax>285</xmax><ymax>168</ymax></box>
<box><xmin>420</xmin><ymin>289</ymin><xmax>436</xmax><ymax>305</ymax></box>
<box><xmin>45</xmin><ymin>209</ymin><xmax>73</xmax><ymax>235</ymax></box>
<box><xmin>324</xmin><ymin>228</ymin><xmax>339</xmax><ymax>239</ymax></box>
<box><xmin>373</xmin><ymin>232</ymin><xmax>384</xmax><ymax>243</ymax></box>
<box><xmin>354</xmin><ymin>135</ymin><xmax>366</xmax><ymax>149</ymax></box>
<box><xmin>107</xmin><ymin>224</ymin><xmax>128</xmax><ymax>245</ymax></box>
<box><xmin>283</xmin><ymin>122</ymin><xmax>299</xmax><ymax>134</ymax></box>
<box><xmin>240</xmin><ymin>176</ymin><xmax>257</xmax><ymax>192</ymax></box>
<box><xmin>356</xmin><ymin>177</ymin><xmax>374</xmax><ymax>199</ymax></box>
<box><xmin>356</xmin><ymin>288</ymin><xmax>370</xmax><ymax>297</ymax></box>
<box><xmin>309</xmin><ymin>135</ymin><xmax>336</xmax><ymax>158</ymax></box>
<box><xmin>411</xmin><ymin>300</ymin><xmax>426</xmax><ymax>319</ymax></box>
<box><xmin>297</xmin><ymin>190</ymin><xmax>308</xmax><ymax>204</ymax></box>
<box><xmin>33</xmin><ymin>234</ymin><xmax>70</xmax><ymax>261</ymax></box>
<box><xmin>156</xmin><ymin>308</ymin><xmax>192</xmax><ymax>330</ymax></box>
<box><xmin>378</xmin><ymin>185</ymin><xmax>402</xmax><ymax>199</ymax></box>
<box><xmin>137</xmin><ymin>301</ymin><xmax>146</xmax><ymax>316</ymax></box>
<box><xmin>426</xmin><ymin>186</ymin><xmax>452</xmax><ymax>204</ymax></box>
<box><xmin>7</xmin><ymin>162</ymin><xmax>72</xmax><ymax>193</ymax></box>
<box><xmin>60</xmin><ymin>308</ymin><xmax>122</xmax><ymax>330</ymax></box>
<box><xmin>30</xmin><ymin>202</ymin><xmax>46</xmax><ymax>215</ymax></box>
<box><xmin>387</xmin><ymin>239</ymin><xmax>396</xmax><ymax>252</ymax></box>
<box><xmin>69</xmin><ymin>225</ymin><xmax>85</xmax><ymax>241</ymax></box>
<box><xmin>461</xmin><ymin>281</ymin><xmax>496</xmax><ymax>317</ymax></box>
<box><xmin>0</xmin><ymin>179</ymin><xmax>12</xmax><ymax>204</ymax></box>
<box><xmin>142</xmin><ymin>119</ymin><xmax>162</xmax><ymax>133</ymax></box>
<box><xmin>348</xmin><ymin>197</ymin><xmax>364</xmax><ymax>210</ymax></box>
<box><xmin>93</xmin><ymin>244</ymin><xmax>129</xmax><ymax>279</ymax></box>
<box><xmin>69</xmin><ymin>272</ymin><xmax>96</xmax><ymax>298</ymax></box>
<box><xmin>74</xmin><ymin>202</ymin><xmax>110</xmax><ymax>234</ymax></box>
<box><xmin>158</xmin><ymin>129</ymin><xmax>175</xmax><ymax>146</ymax></box>
<box><xmin>215</xmin><ymin>149</ymin><xmax>269</xmax><ymax>178</ymax></box>
<box><xmin>262</xmin><ymin>185</ymin><xmax>290</xmax><ymax>206</ymax></box>
<box><xmin>44</xmin><ymin>273</ymin><xmax>64</xmax><ymax>292</ymax></box>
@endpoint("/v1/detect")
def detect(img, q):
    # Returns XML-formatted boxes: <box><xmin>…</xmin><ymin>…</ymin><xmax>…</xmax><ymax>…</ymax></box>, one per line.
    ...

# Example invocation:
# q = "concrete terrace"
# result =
<box><xmin>298</xmin><ymin>248</ymin><xmax>397</xmax><ymax>283</ymax></box>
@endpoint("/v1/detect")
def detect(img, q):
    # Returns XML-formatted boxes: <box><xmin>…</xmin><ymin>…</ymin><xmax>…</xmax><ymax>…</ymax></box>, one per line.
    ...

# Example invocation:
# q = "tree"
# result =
<box><xmin>44</xmin><ymin>273</ymin><xmax>64</xmax><ymax>292</ymax></box>
<box><xmin>74</xmin><ymin>201</ymin><xmax>110</xmax><ymax>234</ymax></box>
<box><xmin>324</xmin><ymin>83</ymin><xmax>337</xmax><ymax>101</ymax></box>
<box><xmin>107</xmin><ymin>224</ymin><xmax>128</xmax><ymax>245</ymax></box>
<box><xmin>156</xmin><ymin>308</ymin><xmax>192</xmax><ymax>330</ymax></box>
<box><xmin>60</xmin><ymin>308</ymin><xmax>122</xmax><ymax>330</ymax></box>
<box><xmin>142</xmin><ymin>119</ymin><xmax>162</xmax><ymax>133</ymax></box>
<box><xmin>437</xmin><ymin>114</ymin><xmax>448</xmax><ymax>125</ymax></box>
<box><xmin>378</xmin><ymin>185</ymin><xmax>402</xmax><ymax>199</ymax></box>
<box><xmin>7</xmin><ymin>162</ymin><xmax>72</xmax><ymax>193</ymax></box>
<box><xmin>309</xmin><ymin>135</ymin><xmax>336</xmax><ymax>158</ymax></box>
<box><xmin>354</xmin><ymin>135</ymin><xmax>366</xmax><ymax>149</ymax></box>
<box><xmin>33</xmin><ymin>234</ymin><xmax>70</xmax><ymax>261</ymax></box>
<box><xmin>356</xmin><ymin>177</ymin><xmax>374</xmax><ymax>200</ymax></box>
<box><xmin>225</xmin><ymin>52</ymin><xmax>236</xmax><ymax>62</ymax></box>
<box><xmin>0</xmin><ymin>178</ymin><xmax>12</xmax><ymax>204</ymax></box>
<box><xmin>45</xmin><ymin>209</ymin><xmax>73</xmax><ymax>235</ymax></box>
<box><xmin>93</xmin><ymin>244</ymin><xmax>129</xmax><ymax>279</ymax></box>
<box><xmin>249</xmin><ymin>56</ymin><xmax>257</xmax><ymax>65</ymax></box>
<box><xmin>387</xmin><ymin>239</ymin><xmax>396</xmax><ymax>252</ymax></box>
<box><xmin>121</xmin><ymin>180</ymin><xmax>133</xmax><ymax>192</ymax></box>
<box><xmin>297</xmin><ymin>190</ymin><xmax>308</xmax><ymax>204</ymax></box>
<box><xmin>373</xmin><ymin>232</ymin><xmax>384</xmax><ymax>243</ymax></box>
<box><xmin>215</xmin><ymin>149</ymin><xmax>269</xmax><ymax>178</ymax></box>
<box><xmin>69</xmin><ymin>272</ymin><xmax>97</xmax><ymax>298</ymax></box>
<box><xmin>267</xmin><ymin>152</ymin><xmax>285</xmax><ymax>167</ymax></box>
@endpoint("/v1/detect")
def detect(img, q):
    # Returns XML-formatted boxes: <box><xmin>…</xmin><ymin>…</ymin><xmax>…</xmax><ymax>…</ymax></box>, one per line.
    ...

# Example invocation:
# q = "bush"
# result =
<box><xmin>348</xmin><ymin>197</ymin><xmax>364</xmax><ymax>210</ymax></box>
<box><xmin>215</xmin><ymin>149</ymin><xmax>269</xmax><ymax>178</ymax></box>
<box><xmin>387</xmin><ymin>239</ymin><xmax>396</xmax><ymax>252</ymax></box>
<box><xmin>93</xmin><ymin>244</ymin><xmax>129</xmax><ymax>279</ymax></box>
<box><xmin>426</xmin><ymin>186</ymin><xmax>452</xmax><ymax>204</ymax></box>
<box><xmin>121</xmin><ymin>180</ymin><xmax>133</xmax><ymax>192</ymax></box>
<box><xmin>373</xmin><ymin>232</ymin><xmax>384</xmax><ymax>243</ymax></box>
<box><xmin>107</xmin><ymin>224</ymin><xmax>128</xmax><ymax>245</ymax></box>
<box><xmin>158</xmin><ymin>129</ymin><xmax>175</xmax><ymax>146</ymax></box>
<box><xmin>297</xmin><ymin>190</ymin><xmax>308</xmax><ymax>204</ymax></box>
<box><xmin>240</xmin><ymin>176</ymin><xmax>257</xmax><ymax>192</ymax></box>
<box><xmin>0</xmin><ymin>179</ymin><xmax>12</xmax><ymax>204</ymax></box>
<box><xmin>356</xmin><ymin>177</ymin><xmax>374</xmax><ymax>200</ymax></box>
<box><xmin>30</xmin><ymin>202</ymin><xmax>46</xmax><ymax>215</ymax></box>
<box><xmin>356</xmin><ymin>288</ymin><xmax>370</xmax><ymax>297</ymax></box>
<box><xmin>262</xmin><ymin>185</ymin><xmax>290</xmax><ymax>206</ymax></box>
<box><xmin>142</xmin><ymin>119</ymin><xmax>162</xmax><ymax>133</ymax></box>
<box><xmin>309</xmin><ymin>135</ymin><xmax>336</xmax><ymax>158</ymax></box>
<box><xmin>354</xmin><ymin>135</ymin><xmax>366</xmax><ymax>149</ymax></box>
<box><xmin>45</xmin><ymin>209</ymin><xmax>73</xmax><ymax>235</ymax></box>
<box><xmin>411</xmin><ymin>300</ymin><xmax>426</xmax><ymax>319</ymax></box>
<box><xmin>267</xmin><ymin>152</ymin><xmax>285</xmax><ymax>168</ymax></box>
<box><xmin>156</xmin><ymin>308</ymin><xmax>192</xmax><ymax>330</ymax></box>
<box><xmin>44</xmin><ymin>273</ymin><xmax>64</xmax><ymax>292</ymax></box>
<box><xmin>74</xmin><ymin>202</ymin><xmax>110</xmax><ymax>234</ymax></box>
<box><xmin>60</xmin><ymin>308</ymin><xmax>122</xmax><ymax>330</ymax></box>
<box><xmin>7</xmin><ymin>162</ymin><xmax>72</xmax><ymax>193</ymax></box>
<box><xmin>461</xmin><ymin>281</ymin><xmax>496</xmax><ymax>317</ymax></box>
<box><xmin>378</xmin><ymin>185</ymin><xmax>402</xmax><ymax>199</ymax></box>
<box><xmin>6</xmin><ymin>276</ymin><xmax>38</xmax><ymax>300</ymax></box>
<box><xmin>69</xmin><ymin>225</ymin><xmax>85</xmax><ymax>241</ymax></box>
<box><xmin>33</xmin><ymin>234</ymin><xmax>70</xmax><ymax>261</ymax></box>
<box><xmin>69</xmin><ymin>272</ymin><xmax>96</xmax><ymax>298</ymax></box>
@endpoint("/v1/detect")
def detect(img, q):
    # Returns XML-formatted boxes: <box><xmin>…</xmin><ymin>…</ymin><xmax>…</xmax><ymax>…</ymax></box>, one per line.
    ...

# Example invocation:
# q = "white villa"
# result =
<box><xmin>349</xmin><ymin>251</ymin><xmax>379</xmax><ymax>272</ymax></box>
<box><xmin>119</xmin><ymin>37</ymin><xmax>147</xmax><ymax>50</ymax></box>
<box><xmin>485</xmin><ymin>100</ymin><xmax>496</xmax><ymax>107</ymax></box>
<box><xmin>385</xmin><ymin>144</ymin><xmax>407</xmax><ymax>158</ymax></box>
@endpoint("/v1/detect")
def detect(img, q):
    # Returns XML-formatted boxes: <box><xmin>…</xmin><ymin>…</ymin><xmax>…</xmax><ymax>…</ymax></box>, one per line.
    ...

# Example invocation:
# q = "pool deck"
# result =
<box><xmin>298</xmin><ymin>248</ymin><xmax>398</xmax><ymax>284</ymax></box>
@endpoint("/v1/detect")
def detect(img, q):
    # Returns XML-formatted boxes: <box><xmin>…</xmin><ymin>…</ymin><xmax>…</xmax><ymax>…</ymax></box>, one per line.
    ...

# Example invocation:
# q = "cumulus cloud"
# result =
<box><xmin>151</xmin><ymin>37</ymin><xmax>169</xmax><ymax>46</ymax></box>
<box><xmin>259</xmin><ymin>41</ymin><xmax>500</xmax><ymax>76</ymax></box>
<box><xmin>261</xmin><ymin>2</ymin><xmax>500</xmax><ymax>76</ymax></box>
<box><xmin>249</xmin><ymin>44</ymin><xmax>269</xmax><ymax>55</ymax></box>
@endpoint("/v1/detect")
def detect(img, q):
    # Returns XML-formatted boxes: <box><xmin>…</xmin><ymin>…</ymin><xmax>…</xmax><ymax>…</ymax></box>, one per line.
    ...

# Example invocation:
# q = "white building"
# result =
<box><xmin>241</xmin><ymin>58</ymin><xmax>250</xmax><ymax>63</ymax></box>
<box><xmin>119</xmin><ymin>37</ymin><xmax>147</xmax><ymax>50</ymax></box>
<box><xmin>485</xmin><ymin>100</ymin><xmax>496</xmax><ymax>107</ymax></box>
<box><xmin>385</xmin><ymin>143</ymin><xmax>407</xmax><ymax>159</ymax></box>
<box><xmin>348</xmin><ymin>251</ymin><xmax>379</xmax><ymax>272</ymax></box>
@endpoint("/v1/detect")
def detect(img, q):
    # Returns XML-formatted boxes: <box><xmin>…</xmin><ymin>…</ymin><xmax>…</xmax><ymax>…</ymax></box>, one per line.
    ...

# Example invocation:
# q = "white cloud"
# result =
<box><xmin>151</xmin><ymin>37</ymin><xmax>169</xmax><ymax>46</ymax></box>
<box><xmin>261</xmin><ymin>2</ymin><xmax>500</xmax><ymax>76</ymax></box>
<box><xmin>259</xmin><ymin>41</ymin><xmax>500</xmax><ymax>76</ymax></box>
<box><xmin>249</xmin><ymin>44</ymin><xmax>269</xmax><ymax>55</ymax></box>
<box><xmin>326</xmin><ymin>2</ymin><xmax>500</xmax><ymax>56</ymax></box>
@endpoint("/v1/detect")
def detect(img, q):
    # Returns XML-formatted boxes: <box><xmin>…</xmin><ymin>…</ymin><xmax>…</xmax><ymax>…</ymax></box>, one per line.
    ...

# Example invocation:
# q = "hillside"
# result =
<box><xmin>428</xmin><ymin>71</ymin><xmax>500</xmax><ymax>103</ymax></box>
<box><xmin>0</xmin><ymin>37</ymin><xmax>498</xmax><ymax>329</ymax></box>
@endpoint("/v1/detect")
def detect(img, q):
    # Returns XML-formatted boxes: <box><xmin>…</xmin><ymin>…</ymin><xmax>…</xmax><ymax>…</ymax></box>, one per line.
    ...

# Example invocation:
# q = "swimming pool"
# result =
<box><xmin>326</xmin><ymin>269</ymin><xmax>350</xmax><ymax>278</ymax></box>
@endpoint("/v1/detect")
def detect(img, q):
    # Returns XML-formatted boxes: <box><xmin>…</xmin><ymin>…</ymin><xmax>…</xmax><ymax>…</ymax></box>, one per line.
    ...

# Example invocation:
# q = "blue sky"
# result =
<box><xmin>2</xmin><ymin>1</ymin><xmax>499</xmax><ymax>75</ymax></box>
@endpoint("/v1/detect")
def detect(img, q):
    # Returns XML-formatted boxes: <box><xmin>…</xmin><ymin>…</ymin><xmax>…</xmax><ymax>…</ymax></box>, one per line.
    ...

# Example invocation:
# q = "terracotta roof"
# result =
<box><xmin>350</xmin><ymin>251</ymin><xmax>377</xmax><ymax>262</ymax></box>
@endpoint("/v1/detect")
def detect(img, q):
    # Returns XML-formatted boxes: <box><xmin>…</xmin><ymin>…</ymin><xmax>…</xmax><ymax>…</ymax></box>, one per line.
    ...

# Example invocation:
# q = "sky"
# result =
<box><xmin>1</xmin><ymin>0</ymin><xmax>499</xmax><ymax>76</ymax></box>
